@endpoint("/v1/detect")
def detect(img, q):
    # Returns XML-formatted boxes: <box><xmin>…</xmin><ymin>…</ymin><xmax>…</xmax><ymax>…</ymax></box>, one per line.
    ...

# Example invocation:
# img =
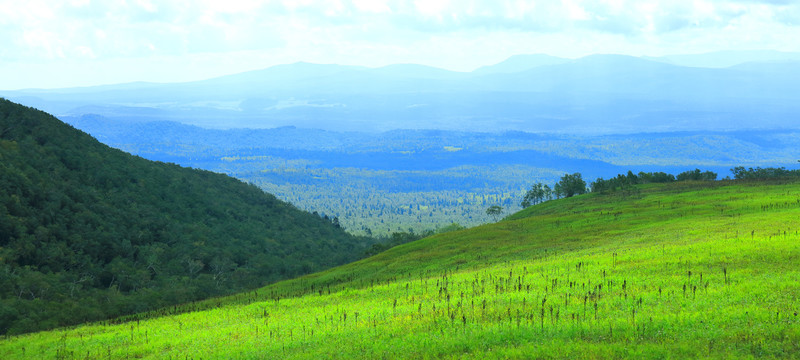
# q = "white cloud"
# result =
<box><xmin>413</xmin><ymin>0</ymin><xmax>451</xmax><ymax>17</ymax></box>
<box><xmin>201</xmin><ymin>0</ymin><xmax>264</xmax><ymax>14</ymax></box>
<box><xmin>0</xmin><ymin>0</ymin><xmax>798</xmax><ymax>89</ymax></box>
<box><xmin>352</xmin><ymin>0</ymin><xmax>392</xmax><ymax>13</ymax></box>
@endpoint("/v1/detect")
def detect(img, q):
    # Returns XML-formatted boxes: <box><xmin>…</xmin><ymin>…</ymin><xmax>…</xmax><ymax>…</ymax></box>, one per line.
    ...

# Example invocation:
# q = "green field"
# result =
<box><xmin>2</xmin><ymin>180</ymin><xmax>799</xmax><ymax>359</ymax></box>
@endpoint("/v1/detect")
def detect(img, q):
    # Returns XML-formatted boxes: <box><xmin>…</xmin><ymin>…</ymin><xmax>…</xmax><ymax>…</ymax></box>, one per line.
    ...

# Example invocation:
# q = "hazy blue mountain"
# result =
<box><xmin>207</xmin><ymin>62</ymin><xmax>370</xmax><ymax>84</ymax></box>
<box><xmin>63</xmin><ymin>114</ymin><xmax>800</xmax><ymax>174</ymax></box>
<box><xmin>472</xmin><ymin>54</ymin><xmax>569</xmax><ymax>74</ymax></box>
<box><xmin>729</xmin><ymin>60</ymin><xmax>800</xmax><ymax>74</ymax></box>
<box><xmin>647</xmin><ymin>50</ymin><xmax>800</xmax><ymax>68</ymax></box>
<box><xmin>370</xmin><ymin>64</ymin><xmax>469</xmax><ymax>80</ymax></box>
<box><xmin>2</xmin><ymin>53</ymin><xmax>799</xmax><ymax>133</ymax></box>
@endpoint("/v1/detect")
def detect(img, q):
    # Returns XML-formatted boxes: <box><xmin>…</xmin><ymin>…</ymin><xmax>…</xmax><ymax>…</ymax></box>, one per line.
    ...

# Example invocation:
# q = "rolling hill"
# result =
<box><xmin>0</xmin><ymin>99</ymin><xmax>373</xmax><ymax>335</ymax></box>
<box><xmin>2</xmin><ymin>179</ymin><xmax>798</xmax><ymax>358</ymax></box>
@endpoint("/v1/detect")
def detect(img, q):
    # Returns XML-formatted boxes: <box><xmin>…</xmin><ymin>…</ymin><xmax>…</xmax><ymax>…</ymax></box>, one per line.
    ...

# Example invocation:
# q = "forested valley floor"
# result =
<box><xmin>63</xmin><ymin>116</ymin><xmax>800</xmax><ymax>236</ymax></box>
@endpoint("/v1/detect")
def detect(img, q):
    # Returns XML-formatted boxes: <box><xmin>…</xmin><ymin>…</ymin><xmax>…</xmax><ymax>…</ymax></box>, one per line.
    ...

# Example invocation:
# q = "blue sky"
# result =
<box><xmin>1</xmin><ymin>0</ymin><xmax>799</xmax><ymax>89</ymax></box>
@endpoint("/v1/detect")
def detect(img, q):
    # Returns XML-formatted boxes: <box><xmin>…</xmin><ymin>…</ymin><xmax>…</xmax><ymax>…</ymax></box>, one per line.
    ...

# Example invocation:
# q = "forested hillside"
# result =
<box><xmin>0</xmin><ymin>99</ymin><xmax>372</xmax><ymax>335</ymax></box>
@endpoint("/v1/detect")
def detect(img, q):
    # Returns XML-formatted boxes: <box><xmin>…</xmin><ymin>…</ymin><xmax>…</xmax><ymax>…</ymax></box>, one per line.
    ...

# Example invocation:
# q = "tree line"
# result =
<box><xmin>521</xmin><ymin>165</ymin><xmax>800</xmax><ymax>209</ymax></box>
<box><xmin>731</xmin><ymin>166</ymin><xmax>800</xmax><ymax>180</ymax></box>
<box><xmin>520</xmin><ymin>168</ymin><xmax>725</xmax><ymax>208</ymax></box>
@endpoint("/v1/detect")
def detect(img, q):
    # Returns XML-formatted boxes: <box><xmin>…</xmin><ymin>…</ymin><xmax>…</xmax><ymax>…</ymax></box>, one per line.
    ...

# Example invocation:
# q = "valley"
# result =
<box><xmin>5</xmin><ymin>52</ymin><xmax>799</xmax><ymax>237</ymax></box>
<box><xmin>59</xmin><ymin>116</ymin><xmax>800</xmax><ymax>236</ymax></box>
<box><xmin>2</xmin><ymin>51</ymin><xmax>800</xmax><ymax>358</ymax></box>
<box><xmin>4</xmin><ymin>1</ymin><xmax>800</xmax><ymax>357</ymax></box>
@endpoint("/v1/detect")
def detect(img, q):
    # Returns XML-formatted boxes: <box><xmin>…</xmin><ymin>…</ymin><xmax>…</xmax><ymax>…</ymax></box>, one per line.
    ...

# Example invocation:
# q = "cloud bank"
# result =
<box><xmin>1</xmin><ymin>0</ymin><xmax>798</xmax><ymax>88</ymax></box>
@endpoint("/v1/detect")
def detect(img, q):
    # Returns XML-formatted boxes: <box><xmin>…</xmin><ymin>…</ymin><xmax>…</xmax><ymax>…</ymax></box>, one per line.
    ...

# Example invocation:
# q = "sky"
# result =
<box><xmin>1</xmin><ymin>0</ymin><xmax>799</xmax><ymax>89</ymax></box>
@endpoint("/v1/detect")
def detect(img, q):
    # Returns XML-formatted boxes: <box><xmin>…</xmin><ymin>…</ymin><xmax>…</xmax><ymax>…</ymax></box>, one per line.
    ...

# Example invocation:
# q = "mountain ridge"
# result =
<box><xmin>2</xmin><ymin>51</ymin><xmax>799</xmax><ymax>132</ymax></box>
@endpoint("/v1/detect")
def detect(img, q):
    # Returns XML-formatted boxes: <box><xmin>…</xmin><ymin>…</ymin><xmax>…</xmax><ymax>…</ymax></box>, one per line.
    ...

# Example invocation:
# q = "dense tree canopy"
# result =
<box><xmin>521</xmin><ymin>182</ymin><xmax>552</xmax><ymax>208</ymax></box>
<box><xmin>591</xmin><ymin>171</ymin><xmax>675</xmax><ymax>193</ymax></box>
<box><xmin>554</xmin><ymin>173</ymin><xmax>587</xmax><ymax>198</ymax></box>
<box><xmin>731</xmin><ymin>166</ymin><xmax>800</xmax><ymax>180</ymax></box>
<box><xmin>676</xmin><ymin>168</ymin><xmax>717</xmax><ymax>181</ymax></box>
<box><xmin>0</xmin><ymin>99</ymin><xmax>373</xmax><ymax>335</ymax></box>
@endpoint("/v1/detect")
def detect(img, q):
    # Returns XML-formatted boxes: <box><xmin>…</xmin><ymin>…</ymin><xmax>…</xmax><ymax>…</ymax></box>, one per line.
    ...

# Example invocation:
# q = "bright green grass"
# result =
<box><xmin>2</xmin><ymin>180</ymin><xmax>799</xmax><ymax>359</ymax></box>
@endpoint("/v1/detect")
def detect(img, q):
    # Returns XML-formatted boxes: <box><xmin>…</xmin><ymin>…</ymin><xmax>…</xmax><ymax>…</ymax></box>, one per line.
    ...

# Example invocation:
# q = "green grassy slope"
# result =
<box><xmin>2</xmin><ymin>180</ymin><xmax>799</xmax><ymax>358</ymax></box>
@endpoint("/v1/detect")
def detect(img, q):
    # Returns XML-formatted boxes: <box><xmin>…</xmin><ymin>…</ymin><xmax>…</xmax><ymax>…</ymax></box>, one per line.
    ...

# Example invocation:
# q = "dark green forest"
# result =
<box><xmin>0</xmin><ymin>99</ymin><xmax>373</xmax><ymax>335</ymax></box>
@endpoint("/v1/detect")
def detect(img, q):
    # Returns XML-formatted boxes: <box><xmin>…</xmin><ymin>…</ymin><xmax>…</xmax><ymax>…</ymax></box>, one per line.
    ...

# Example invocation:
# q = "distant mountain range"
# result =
<box><xmin>2</xmin><ymin>50</ymin><xmax>799</xmax><ymax>133</ymax></box>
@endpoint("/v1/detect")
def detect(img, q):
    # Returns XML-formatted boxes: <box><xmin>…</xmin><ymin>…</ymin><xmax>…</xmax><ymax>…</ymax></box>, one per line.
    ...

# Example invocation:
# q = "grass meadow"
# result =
<box><xmin>1</xmin><ymin>180</ymin><xmax>799</xmax><ymax>359</ymax></box>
